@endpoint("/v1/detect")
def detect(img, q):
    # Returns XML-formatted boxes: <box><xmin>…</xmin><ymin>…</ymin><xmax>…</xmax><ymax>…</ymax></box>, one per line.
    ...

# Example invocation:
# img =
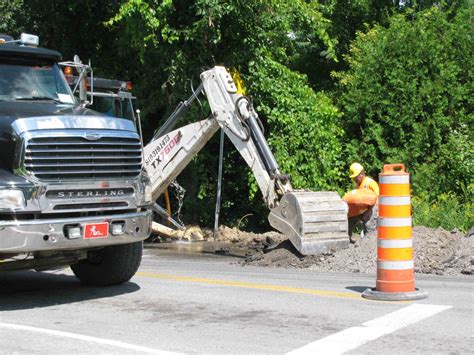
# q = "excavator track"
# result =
<box><xmin>268</xmin><ymin>191</ymin><xmax>349</xmax><ymax>255</ymax></box>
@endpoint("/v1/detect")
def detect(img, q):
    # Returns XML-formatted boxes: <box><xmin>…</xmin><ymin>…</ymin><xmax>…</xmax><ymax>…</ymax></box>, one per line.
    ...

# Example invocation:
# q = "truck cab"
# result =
<box><xmin>63</xmin><ymin>68</ymin><xmax>137</xmax><ymax>121</ymax></box>
<box><xmin>87</xmin><ymin>78</ymin><xmax>136</xmax><ymax>120</ymax></box>
<box><xmin>0</xmin><ymin>34</ymin><xmax>152</xmax><ymax>285</ymax></box>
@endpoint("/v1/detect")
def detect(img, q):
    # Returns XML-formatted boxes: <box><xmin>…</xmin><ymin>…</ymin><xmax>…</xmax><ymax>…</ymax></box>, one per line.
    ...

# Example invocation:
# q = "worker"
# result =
<box><xmin>350</xmin><ymin>163</ymin><xmax>379</xmax><ymax>195</ymax></box>
<box><xmin>348</xmin><ymin>162</ymin><xmax>379</xmax><ymax>243</ymax></box>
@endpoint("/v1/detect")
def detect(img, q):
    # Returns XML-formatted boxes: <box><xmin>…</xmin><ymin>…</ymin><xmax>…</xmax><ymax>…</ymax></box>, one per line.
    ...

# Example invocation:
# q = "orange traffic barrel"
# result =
<box><xmin>363</xmin><ymin>164</ymin><xmax>427</xmax><ymax>301</ymax></box>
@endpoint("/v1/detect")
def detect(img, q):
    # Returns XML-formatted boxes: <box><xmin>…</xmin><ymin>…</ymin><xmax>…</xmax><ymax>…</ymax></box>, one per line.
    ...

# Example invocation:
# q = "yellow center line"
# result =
<box><xmin>136</xmin><ymin>271</ymin><xmax>364</xmax><ymax>301</ymax></box>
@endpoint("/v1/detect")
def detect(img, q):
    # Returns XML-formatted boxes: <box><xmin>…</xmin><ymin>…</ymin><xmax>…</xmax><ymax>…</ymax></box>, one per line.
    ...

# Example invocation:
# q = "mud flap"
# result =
<box><xmin>268</xmin><ymin>191</ymin><xmax>349</xmax><ymax>255</ymax></box>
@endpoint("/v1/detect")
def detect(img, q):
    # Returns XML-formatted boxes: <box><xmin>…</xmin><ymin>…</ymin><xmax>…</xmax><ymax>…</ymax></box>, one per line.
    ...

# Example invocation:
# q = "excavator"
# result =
<box><xmin>143</xmin><ymin>66</ymin><xmax>348</xmax><ymax>255</ymax></box>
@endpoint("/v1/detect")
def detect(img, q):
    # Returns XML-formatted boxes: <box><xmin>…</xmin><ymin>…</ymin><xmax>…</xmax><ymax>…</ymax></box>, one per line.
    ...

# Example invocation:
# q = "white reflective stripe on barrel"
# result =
<box><xmin>378</xmin><ymin>239</ymin><xmax>413</xmax><ymax>248</ymax></box>
<box><xmin>378</xmin><ymin>175</ymin><xmax>410</xmax><ymax>184</ymax></box>
<box><xmin>378</xmin><ymin>217</ymin><xmax>412</xmax><ymax>227</ymax></box>
<box><xmin>378</xmin><ymin>260</ymin><xmax>414</xmax><ymax>270</ymax></box>
<box><xmin>378</xmin><ymin>196</ymin><xmax>411</xmax><ymax>206</ymax></box>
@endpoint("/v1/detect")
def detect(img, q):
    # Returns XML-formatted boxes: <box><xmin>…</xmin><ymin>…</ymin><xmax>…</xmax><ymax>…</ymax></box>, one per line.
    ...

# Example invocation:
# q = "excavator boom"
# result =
<box><xmin>144</xmin><ymin>66</ymin><xmax>348</xmax><ymax>255</ymax></box>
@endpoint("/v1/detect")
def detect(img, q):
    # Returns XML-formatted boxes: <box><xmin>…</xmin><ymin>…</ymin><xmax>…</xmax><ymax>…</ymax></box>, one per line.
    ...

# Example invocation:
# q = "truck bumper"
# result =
<box><xmin>0</xmin><ymin>210</ymin><xmax>152</xmax><ymax>253</ymax></box>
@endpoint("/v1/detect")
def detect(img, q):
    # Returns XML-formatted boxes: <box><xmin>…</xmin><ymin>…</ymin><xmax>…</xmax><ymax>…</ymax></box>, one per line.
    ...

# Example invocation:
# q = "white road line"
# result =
<box><xmin>0</xmin><ymin>322</ymin><xmax>180</xmax><ymax>354</ymax></box>
<box><xmin>287</xmin><ymin>304</ymin><xmax>452</xmax><ymax>355</ymax></box>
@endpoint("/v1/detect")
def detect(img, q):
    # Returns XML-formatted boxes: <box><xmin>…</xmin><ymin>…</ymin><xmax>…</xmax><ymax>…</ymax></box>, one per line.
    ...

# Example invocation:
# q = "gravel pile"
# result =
<box><xmin>239</xmin><ymin>226</ymin><xmax>473</xmax><ymax>276</ymax></box>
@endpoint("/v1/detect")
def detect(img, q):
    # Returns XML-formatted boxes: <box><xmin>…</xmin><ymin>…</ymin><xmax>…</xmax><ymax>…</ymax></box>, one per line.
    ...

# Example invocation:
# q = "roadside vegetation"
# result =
<box><xmin>2</xmin><ymin>0</ymin><xmax>472</xmax><ymax>231</ymax></box>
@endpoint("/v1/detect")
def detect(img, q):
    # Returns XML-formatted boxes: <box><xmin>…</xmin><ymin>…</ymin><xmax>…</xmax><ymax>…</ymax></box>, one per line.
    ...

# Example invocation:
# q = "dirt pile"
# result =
<box><xmin>413</xmin><ymin>226</ymin><xmax>473</xmax><ymax>276</ymax></box>
<box><xmin>239</xmin><ymin>226</ymin><xmax>473</xmax><ymax>276</ymax></box>
<box><xmin>148</xmin><ymin>225</ymin><xmax>472</xmax><ymax>276</ymax></box>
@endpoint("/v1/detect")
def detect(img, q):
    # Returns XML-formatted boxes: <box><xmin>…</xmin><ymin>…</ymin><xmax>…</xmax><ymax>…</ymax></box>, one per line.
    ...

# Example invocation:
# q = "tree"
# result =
<box><xmin>336</xmin><ymin>6</ymin><xmax>473</xmax><ymax>201</ymax></box>
<box><xmin>0</xmin><ymin>0</ymin><xmax>23</xmax><ymax>34</ymax></box>
<box><xmin>7</xmin><ymin>0</ymin><xmax>126</xmax><ymax>78</ymax></box>
<box><xmin>109</xmin><ymin>0</ymin><xmax>344</xmax><ymax>228</ymax></box>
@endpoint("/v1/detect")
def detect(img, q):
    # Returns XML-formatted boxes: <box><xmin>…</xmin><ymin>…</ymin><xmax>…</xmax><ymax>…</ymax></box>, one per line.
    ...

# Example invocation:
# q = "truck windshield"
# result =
<box><xmin>0</xmin><ymin>61</ymin><xmax>75</xmax><ymax>104</ymax></box>
<box><xmin>90</xmin><ymin>95</ymin><xmax>135</xmax><ymax>120</ymax></box>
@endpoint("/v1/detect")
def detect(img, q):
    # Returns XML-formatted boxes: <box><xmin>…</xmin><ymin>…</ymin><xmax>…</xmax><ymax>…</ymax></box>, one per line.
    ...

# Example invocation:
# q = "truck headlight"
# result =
<box><xmin>0</xmin><ymin>189</ymin><xmax>26</xmax><ymax>209</ymax></box>
<box><xmin>144</xmin><ymin>184</ymin><xmax>152</xmax><ymax>204</ymax></box>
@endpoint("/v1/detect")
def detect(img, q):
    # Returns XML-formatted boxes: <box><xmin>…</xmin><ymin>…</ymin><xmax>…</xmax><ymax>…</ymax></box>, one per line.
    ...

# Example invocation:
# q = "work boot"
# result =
<box><xmin>349</xmin><ymin>233</ymin><xmax>359</xmax><ymax>244</ymax></box>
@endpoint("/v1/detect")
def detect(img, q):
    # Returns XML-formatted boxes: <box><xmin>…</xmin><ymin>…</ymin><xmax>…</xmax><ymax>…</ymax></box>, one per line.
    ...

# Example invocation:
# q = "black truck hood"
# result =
<box><xmin>0</xmin><ymin>102</ymin><xmax>136</xmax><ymax>174</ymax></box>
<box><xmin>0</xmin><ymin>101</ymin><xmax>101</xmax><ymax>137</ymax></box>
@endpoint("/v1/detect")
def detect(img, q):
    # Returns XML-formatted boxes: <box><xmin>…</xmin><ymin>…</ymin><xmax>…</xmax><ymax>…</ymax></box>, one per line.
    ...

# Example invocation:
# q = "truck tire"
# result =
<box><xmin>71</xmin><ymin>242</ymin><xmax>142</xmax><ymax>286</ymax></box>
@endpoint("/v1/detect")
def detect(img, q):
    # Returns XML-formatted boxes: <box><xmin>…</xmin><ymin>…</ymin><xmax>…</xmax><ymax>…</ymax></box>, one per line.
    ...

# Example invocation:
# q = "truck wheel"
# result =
<box><xmin>71</xmin><ymin>242</ymin><xmax>142</xmax><ymax>286</ymax></box>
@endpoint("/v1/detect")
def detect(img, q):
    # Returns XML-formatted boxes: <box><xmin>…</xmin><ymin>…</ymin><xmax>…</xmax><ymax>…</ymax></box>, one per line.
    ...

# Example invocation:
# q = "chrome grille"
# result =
<box><xmin>23</xmin><ymin>133</ymin><xmax>142</xmax><ymax>180</ymax></box>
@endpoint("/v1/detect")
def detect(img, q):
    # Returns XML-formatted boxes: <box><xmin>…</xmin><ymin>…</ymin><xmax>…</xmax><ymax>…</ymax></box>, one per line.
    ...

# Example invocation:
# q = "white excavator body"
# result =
<box><xmin>143</xmin><ymin>66</ymin><xmax>348</xmax><ymax>255</ymax></box>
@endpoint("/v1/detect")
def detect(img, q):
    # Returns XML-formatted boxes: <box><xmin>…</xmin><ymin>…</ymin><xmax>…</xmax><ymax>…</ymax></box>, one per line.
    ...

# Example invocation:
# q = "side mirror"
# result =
<box><xmin>59</xmin><ymin>55</ymin><xmax>93</xmax><ymax>106</ymax></box>
<box><xmin>74</xmin><ymin>55</ymin><xmax>88</xmax><ymax>104</ymax></box>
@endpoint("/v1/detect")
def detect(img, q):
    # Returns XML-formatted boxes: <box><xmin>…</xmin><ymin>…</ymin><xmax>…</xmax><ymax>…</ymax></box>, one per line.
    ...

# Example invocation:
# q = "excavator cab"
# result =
<box><xmin>144</xmin><ymin>66</ymin><xmax>348</xmax><ymax>255</ymax></box>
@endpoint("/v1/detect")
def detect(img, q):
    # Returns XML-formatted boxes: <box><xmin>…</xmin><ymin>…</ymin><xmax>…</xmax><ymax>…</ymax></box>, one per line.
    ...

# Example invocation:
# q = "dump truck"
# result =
<box><xmin>144</xmin><ymin>67</ymin><xmax>349</xmax><ymax>255</ymax></box>
<box><xmin>0</xmin><ymin>34</ymin><xmax>152</xmax><ymax>285</ymax></box>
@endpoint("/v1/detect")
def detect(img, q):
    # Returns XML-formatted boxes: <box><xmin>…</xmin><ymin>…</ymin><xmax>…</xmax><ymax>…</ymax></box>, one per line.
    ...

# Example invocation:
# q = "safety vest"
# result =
<box><xmin>359</xmin><ymin>176</ymin><xmax>380</xmax><ymax>196</ymax></box>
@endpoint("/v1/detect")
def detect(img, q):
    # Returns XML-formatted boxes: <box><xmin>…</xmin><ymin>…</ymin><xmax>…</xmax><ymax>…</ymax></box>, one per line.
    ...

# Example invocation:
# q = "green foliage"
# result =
<box><xmin>2</xmin><ymin>0</ymin><xmax>471</xmax><ymax>230</ymax></box>
<box><xmin>336</xmin><ymin>7</ymin><xmax>473</xmax><ymax>202</ymax></box>
<box><xmin>413</xmin><ymin>193</ymin><xmax>474</xmax><ymax>232</ymax></box>
<box><xmin>106</xmin><ymin>0</ymin><xmax>337</xmax><ymax>116</ymax></box>
<box><xmin>108</xmin><ymin>0</ymin><xmax>336</xmax><ymax>63</ymax></box>
<box><xmin>322</xmin><ymin>0</ymin><xmax>398</xmax><ymax>58</ymax></box>
<box><xmin>248</xmin><ymin>58</ymin><xmax>344</xmax><ymax>192</ymax></box>
<box><xmin>3</xmin><ymin>1</ymin><xmax>127</xmax><ymax>79</ymax></box>
<box><xmin>0</xmin><ymin>0</ymin><xmax>23</xmax><ymax>33</ymax></box>
<box><xmin>107</xmin><ymin>0</ymin><xmax>342</xmax><ymax>228</ymax></box>
<box><xmin>310</xmin><ymin>0</ymin><xmax>462</xmax><ymax>90</ymax></box>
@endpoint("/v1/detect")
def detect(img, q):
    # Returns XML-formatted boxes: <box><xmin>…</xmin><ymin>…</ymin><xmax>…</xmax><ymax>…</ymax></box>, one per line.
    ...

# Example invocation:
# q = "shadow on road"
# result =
<box><xmin>345</xmin><ymin>286</ymin><xmax>371</xmax><ymax>293</ymax></box>
<box><xmin>0</xmin><ymin>270</ymin><xmax>140</xmax><ymax>312</ymax></box>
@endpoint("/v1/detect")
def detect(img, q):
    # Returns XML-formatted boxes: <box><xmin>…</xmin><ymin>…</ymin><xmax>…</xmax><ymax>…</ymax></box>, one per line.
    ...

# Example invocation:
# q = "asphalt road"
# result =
<box><xmin>0</xmin><ymin>248</ymin><xmax>472</xmax><ymax>354</ymax></box>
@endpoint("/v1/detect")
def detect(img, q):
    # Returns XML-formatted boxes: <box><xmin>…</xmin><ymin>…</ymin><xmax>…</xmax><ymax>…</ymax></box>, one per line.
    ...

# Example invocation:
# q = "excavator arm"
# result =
<box><xmin>144</xmin><ymin>66</ymin><xmax>348</xmax><ymax>255</ymax></box>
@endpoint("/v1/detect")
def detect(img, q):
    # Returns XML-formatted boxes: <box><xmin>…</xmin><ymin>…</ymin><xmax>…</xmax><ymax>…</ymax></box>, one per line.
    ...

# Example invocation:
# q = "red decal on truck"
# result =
<box><xmin>84</xmin><ymin>223</ymin><xmax>109</xmax><ymax>239</ymax></box>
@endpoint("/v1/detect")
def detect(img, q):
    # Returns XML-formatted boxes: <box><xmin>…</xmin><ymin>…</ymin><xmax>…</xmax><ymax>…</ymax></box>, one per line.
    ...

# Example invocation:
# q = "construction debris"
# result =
<box><xmin>239</xmin><ymin>226</ymin><xmax>473</xmax><ymax>276</ymax></box>
<box><xmin>151</xmin><ymin>222</ymin><xmax>204</xmax><ymax>241</ymax></box>
<box><xmin>147</xmin><ymin>225</ymin><xmax>472</xmax><ymax>276</ymax></box>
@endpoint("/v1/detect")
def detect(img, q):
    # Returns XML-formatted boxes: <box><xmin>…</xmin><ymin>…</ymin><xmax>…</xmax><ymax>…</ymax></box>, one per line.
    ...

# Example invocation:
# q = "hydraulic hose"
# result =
<box><xmin>152</xmin><ymin>83</ymin><xmax>204</xmax><ymax>141</ymax></box>
<box><xmin>236</xmin><ymin>96</ymin><xmax>280</xmax><ymax>177</ymax></box>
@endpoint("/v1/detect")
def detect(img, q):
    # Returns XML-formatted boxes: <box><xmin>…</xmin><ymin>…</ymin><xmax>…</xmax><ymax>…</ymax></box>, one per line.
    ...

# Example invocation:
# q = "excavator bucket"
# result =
<box><xmin>268</xmin><ymin>191</ymin><xmax>349</xmax><ymax>255</ymax></box>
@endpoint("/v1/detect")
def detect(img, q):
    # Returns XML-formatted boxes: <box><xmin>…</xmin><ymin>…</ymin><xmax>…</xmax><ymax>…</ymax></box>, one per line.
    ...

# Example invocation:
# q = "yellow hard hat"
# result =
<box><xmin>349</xmin><ymin>162</ymin><xmax>364</xmax><ymax>178</ymax></box>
